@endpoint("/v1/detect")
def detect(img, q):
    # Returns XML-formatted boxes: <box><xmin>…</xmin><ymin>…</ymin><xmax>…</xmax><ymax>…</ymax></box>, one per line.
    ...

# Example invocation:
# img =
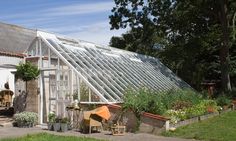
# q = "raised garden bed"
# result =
<box><xmin>170</xmin><ymin>108</ymin><xmax>232</xmax><ymax>129</ymax></box>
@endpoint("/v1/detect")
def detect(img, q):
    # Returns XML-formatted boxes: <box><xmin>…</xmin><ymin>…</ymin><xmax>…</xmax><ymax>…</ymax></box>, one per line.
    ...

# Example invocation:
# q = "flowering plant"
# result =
<box><xmin>14</xmin><ymin>112</ymin><xmax>38</xmax><ymax>127</ymax></box>
<box><xmin>164</xmin><ymin>109</ymin><xmax>187</xmax><ymax>124</ymax></box>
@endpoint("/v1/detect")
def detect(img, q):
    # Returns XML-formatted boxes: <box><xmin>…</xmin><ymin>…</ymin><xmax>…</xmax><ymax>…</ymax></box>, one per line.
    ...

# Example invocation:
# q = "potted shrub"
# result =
<box><xmin>14</xmin><ymin>112</ymin><xmax>38</xmax><ymax>128</ymax></box>
<box><xmin>53</xmin><ymin>116</ymin><xmax>61</xmax><ymax>132</ymax></box>
<box><xmin>47</xmin><ymin>112</ymin><xmax>56</xmax><ymax>131</ymax></box>
<box><xmin>60</xmin><ymin>117</ymin><xmax>69</xmax><ymax>132</ymax></box>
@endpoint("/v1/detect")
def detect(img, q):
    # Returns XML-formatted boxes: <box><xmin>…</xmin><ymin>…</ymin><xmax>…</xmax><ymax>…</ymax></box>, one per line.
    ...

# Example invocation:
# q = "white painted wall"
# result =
<box><xmin>0</xmin><ymin>56</ymin><xmax>22</xmax><ymax>66</ymax></box>
<box><xmin>0</xmin><ymin>68</ymin><xmax>16</xmax><ymax>93</ymax></box>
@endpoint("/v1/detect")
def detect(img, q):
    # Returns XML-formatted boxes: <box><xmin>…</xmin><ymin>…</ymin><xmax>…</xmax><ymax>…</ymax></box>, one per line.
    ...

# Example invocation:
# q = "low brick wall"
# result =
<box><xmin>139</xmin><ymin>112</ymin><xmax>169</xmax><ymax>134</ymax></box>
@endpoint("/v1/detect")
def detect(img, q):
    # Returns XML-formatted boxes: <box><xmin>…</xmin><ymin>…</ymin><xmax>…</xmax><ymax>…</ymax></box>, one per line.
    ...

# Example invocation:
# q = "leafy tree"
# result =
<box><xmin>110</xmin><ymin>27</ymin><xmax>163</xmax><ymax>57</ymax></box>
<box><xmin>109</xmin><ymin>0</ymin><xmax>236</xmax><ymax>92</ymax></box>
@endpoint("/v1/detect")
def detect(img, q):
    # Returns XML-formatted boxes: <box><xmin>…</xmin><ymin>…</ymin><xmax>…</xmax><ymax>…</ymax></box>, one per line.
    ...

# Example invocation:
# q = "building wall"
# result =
<box><xmin>0</xmin><ymin>56</ymin><xmax>22</xmax><ymax>93</ymax></box>
<box><xmin>0</xmin><ymin>68</ymin><xmax>16</xmax><ymax>92</ymax></box>
<box><xmin>0</xmin><ymin>56</ymin><xmax>22</xmax><ymax>66</ymax></box>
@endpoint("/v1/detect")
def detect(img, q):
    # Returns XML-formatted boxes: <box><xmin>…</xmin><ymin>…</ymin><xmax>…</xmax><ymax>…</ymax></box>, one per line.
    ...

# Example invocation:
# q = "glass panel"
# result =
<box><xmin>27</xmin><ymin>40</ymin><xmax>37</xmax><ymax>56</ymax></box>
<box><xmin>38</xmin><ymin>31</ymin><xmax>192</xmax><ymax>104</ymax></box>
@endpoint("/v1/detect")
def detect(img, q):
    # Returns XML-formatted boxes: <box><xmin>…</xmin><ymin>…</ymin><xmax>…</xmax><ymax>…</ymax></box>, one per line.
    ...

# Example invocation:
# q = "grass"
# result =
<box><xmin>0</xmin><ymin>133</ymin><xmax>105</xmax><ymax>141</ymax></box>
<box><xmin>162</xmin><ymin>111</ymin><xmax>236</xmax><ymax>141</ymax></box>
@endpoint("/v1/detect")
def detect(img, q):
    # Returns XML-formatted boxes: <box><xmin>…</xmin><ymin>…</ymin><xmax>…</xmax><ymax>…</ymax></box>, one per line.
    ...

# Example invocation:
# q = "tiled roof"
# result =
<box><xmin>0</xmin><ymin>22</ymin><xmax>36</xmax><ymax>54</ymax></box>
<box><xmin>0</xmin><ymin>51</ymin><xmax>25</xmax><ymax>58</ymax></box>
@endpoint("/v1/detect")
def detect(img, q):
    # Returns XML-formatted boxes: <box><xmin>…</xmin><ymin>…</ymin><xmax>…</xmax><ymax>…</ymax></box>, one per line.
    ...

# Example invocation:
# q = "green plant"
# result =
<box><xmin>15</xmin><ymin>62</ymin><xmax>40</xmax><ymax>82</ymax></box>
<box><xmin>171</xmin><ymin>100</ymin><xmax>192</xmax><ymax>110</ymax></box>
<box><xmin>48</xmin><ymin>112</ymin><xmax>56</xmax><ymax>123</ymax></box>
<box><xmin>164</xmin><ymin>109</ymin><xmax>187</xmax><ymax>124</ymax></box>
<box><xmin>122</xmin><ymin>88</ymin><xmax>203</xmax><ymax>116</ymax></box>
<box><xmin>14</xmin><ymin>112</ymin><xmax>38</xmax><ymax>127</ymax></box>
<box><xmin>216</xmin><ymin>95</ymin><xmax>231</xmax><ymax>107</ymax></box>
<box><xmin>61</xmin><ymin>117</ymin><xmax>69</xmax><ymax>123</ymax></box>
<box><xmin>55</xmin><ymin>116</ymin><xmax>62</xmax><ymax>123</ymax></box>
<box><xmin>165</xmin><ymin>100</ymin><xmax>219</xmax><ymax>123</ymax></box>
<box><xmin>185</xmin><ymin>100</ymin><xmax>219</xmax><ymax>118</ymax></box>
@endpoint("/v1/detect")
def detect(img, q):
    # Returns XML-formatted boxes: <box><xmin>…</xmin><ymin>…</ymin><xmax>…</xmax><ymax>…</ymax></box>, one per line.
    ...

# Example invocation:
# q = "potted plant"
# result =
<box><xmin>60</xmin><ymin>117</ymin><xmax>69</xmax><ymax>132</ymax></box>
<box><xmin>14</xmin><ymin>112</ymin><xmax>38</xmax><ymax>128</ymax></box>
<box><xmin>53</xmin><ymin>116</ymin><xmax>62</xmax><ymax>132</ymax></box>
<box><xmin>47</xmin><ymin>112</ymin><xmax>56</xmax><ymax>131</ymax></box>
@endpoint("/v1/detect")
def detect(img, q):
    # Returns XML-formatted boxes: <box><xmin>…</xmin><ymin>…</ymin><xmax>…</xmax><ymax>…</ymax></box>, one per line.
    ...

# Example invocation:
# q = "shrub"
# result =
<box><xmin>122</xmin><ymin>88</ymin><xmax>166</xmax><ymax>117</ymax></box>
<box><xmin>61</xmin><ymin>117</ymin><xmax>69</xmax><ymax>123</ymax></box>
<box><xmin>122</xmin><ymin>88</ymin><xmax>203</xmax><ymax>116</ymax></box>
<box><xmin>165</xmin><ymin>100</ymin><xmax>219</xmax><ymax>123</ymax></box>
<box><xmin>216</xmin><ymin>95</ymin><xmax>231</xmax><ymax>107</ymax></box>
<box><xmin>164</xmin><ymin>109</ymin><xmax>187</xmax><ymax>124</ymax></box>
<box><xmin>171</xmin><ymin>100</ymin><xmax>192</xmax><ymax>110</ymax></box>
<box><xmin>14</xmin><ymin>112</ymin><xmax>38</xmax><ymax>127</ymax></box>
<box><xmin>185</xmin><ymin>100</ymin><xmax>219</xmax><ymax>118</ymax></box>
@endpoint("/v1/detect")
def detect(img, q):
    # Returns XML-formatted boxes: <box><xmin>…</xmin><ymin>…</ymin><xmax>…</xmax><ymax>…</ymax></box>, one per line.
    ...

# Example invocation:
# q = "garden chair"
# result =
<box><xmin>83</xmin><ymin>111</ymin><xmax>103</xmax><ymax>134</ymax></box>
<box><xmin>83</xmin><ymin>106</ymin><xmax>111</xmax><ymax>134</ymax></box>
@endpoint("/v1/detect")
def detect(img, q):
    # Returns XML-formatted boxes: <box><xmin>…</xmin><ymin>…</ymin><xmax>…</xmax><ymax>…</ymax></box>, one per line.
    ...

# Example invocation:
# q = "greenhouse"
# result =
<box><xmin>26</xmin><ymin>31</ymin><xmax>190</xmax><ymax>122</ymax></box>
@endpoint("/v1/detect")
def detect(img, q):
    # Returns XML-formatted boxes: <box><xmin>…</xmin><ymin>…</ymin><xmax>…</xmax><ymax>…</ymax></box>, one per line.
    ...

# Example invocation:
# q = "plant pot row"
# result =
<box><xmin>48</xmin><ymin>122</ymin><xmax>69</xmax><ymax>132</ymax></box>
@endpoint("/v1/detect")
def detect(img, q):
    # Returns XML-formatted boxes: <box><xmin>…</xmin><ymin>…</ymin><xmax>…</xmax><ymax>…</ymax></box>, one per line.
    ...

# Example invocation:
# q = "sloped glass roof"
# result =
<box><xmin>37</xmin><ymin>31</ymin><xmax>191</xmax><ymax>103</ymax></box>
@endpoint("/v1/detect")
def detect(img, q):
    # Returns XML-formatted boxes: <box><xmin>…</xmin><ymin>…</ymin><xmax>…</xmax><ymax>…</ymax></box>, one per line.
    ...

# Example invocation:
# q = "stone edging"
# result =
<box><xmin>170</xmin><ymin>108</ymin><xmax>233</xmax><ymax>129</ymax></box>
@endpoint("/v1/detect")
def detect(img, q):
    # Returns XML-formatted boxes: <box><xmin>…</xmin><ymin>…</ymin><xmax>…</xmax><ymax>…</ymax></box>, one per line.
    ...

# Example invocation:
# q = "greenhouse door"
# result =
<box><xmin>41</xmin><ymin>70</ymin><xmax>57</xmax><ymax>123</ymax></box>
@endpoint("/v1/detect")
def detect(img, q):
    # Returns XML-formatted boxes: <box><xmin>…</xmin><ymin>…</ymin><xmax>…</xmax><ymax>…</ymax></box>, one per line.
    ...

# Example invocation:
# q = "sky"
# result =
<box><xmin>0</xmin><ymin>0</ymin><xmax>128</xmax><ymax>45</ymax></box>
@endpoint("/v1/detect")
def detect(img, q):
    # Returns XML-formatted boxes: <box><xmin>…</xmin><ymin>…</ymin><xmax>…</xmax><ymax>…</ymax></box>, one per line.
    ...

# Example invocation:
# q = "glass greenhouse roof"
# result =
<box><xmin>37</xmin><ymin>31</ymin><xmax>191</xmax><ymax>103</ymax></box>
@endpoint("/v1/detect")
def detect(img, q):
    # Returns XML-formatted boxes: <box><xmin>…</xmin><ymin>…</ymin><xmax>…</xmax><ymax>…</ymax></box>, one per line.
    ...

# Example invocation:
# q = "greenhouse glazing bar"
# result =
<box><xmin>35</xmin><ymin>31</ymin><xmax>191</xmax><ymax>104</ymax></box>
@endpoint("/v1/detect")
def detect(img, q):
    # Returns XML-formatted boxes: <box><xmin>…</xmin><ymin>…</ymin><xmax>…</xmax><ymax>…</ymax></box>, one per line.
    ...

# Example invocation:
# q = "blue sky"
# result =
<box><xmin>0</xmin><ymin>0</ymin><xmax>127</xmax><ymax>45</ymax></box>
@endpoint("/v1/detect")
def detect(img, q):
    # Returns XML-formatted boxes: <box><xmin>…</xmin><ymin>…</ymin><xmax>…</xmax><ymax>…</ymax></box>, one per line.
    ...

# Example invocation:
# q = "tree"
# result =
<box><xmin>109</xmin><ymin>0</ymin><xmax>236</xmax><ymax>91</ymax></box>
<box><xmin>15</xmin><ymin>61</ymin><xmax>40</xmax><ymax>92</ymax></box>
<box><xmin>110</xmin><ymin>27</ymin><xmax>163</xmax><ymax>57</ymax></box>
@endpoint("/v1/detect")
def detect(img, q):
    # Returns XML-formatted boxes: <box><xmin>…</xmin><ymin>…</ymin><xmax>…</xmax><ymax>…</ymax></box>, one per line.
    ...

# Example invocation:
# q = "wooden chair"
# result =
<box><xmin>83</xmin><ymin>111</ymin><xmax>103</xmax><ymax>134</ymax></box>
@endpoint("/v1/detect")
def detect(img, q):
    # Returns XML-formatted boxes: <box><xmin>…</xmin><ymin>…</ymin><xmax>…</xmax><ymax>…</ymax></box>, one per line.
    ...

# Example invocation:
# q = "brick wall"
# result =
<box><xmin>25</xmin><ymin>80</ymin><xmax>39</xmax><ymax>113</ymax></box>
<box><xmin>139</xmin><ymin>113</ymin><xmax>168</xmax><ymax>134</ymax></box>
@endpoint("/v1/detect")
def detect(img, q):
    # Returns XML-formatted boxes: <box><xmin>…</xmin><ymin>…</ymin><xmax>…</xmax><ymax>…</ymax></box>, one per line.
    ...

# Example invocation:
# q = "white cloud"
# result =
<box><xmin>42</xmin><ymin>21</ymin><xmax>127</xmax><ymax>45</ymax></box>
<box><xmin>43</xmin><ymin>1</ymin><xmax>114</xmax><ymax>16</ymax></box>
<box><xmin>0</xmin><ymin>1</ymin><xmax>127</xmax><ymax>45</ymax></box>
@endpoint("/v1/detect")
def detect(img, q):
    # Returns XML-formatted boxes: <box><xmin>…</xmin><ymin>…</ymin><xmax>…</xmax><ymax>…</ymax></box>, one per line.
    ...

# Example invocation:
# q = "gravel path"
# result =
<box><xmin>0</xmin><ymin>127</ymin><xmax>197</xmax><ymax>141</ymax></box>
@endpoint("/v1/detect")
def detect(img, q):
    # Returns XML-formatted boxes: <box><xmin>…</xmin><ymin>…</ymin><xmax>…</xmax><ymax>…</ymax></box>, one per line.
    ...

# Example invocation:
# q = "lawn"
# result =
<box><xmin>0</xmin><ymin>133</ymin><xmax>105</xmax><ymax>141</ymax></box>
<box><xmin>162</xmin><ymin>111</ymin><xmax>236</xmax><ymax>141</ymax></box>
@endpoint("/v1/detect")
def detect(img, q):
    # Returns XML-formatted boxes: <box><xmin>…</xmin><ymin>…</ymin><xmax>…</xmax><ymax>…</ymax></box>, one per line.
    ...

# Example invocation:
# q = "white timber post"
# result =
<box><xmin>39</xmin><ymin>38</ymin><xmax>44</xmax><ymax>124</ymax></box>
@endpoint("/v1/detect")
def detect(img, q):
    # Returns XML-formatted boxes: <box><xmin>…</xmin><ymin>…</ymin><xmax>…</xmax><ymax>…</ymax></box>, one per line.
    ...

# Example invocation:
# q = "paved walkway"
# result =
<box><xmin>0</xmin><ymin>127</ymin><xmax>197</xmax><ymax>141</ymax></box>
